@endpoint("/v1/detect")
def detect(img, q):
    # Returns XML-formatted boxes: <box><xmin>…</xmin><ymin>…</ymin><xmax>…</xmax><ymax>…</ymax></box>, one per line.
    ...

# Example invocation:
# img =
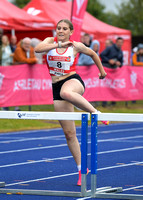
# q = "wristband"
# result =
<box><xmin>58</xmin><ymin>41</ymin><xmax>62</xmax><ymax>48</ymax></box>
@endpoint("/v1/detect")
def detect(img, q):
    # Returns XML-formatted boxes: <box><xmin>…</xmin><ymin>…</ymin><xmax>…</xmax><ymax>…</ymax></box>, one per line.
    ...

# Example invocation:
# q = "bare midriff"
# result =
<box><xmin>51</xmin><ymin>71</ymin><xmax>76</xmax><ymax>83</ymax></box>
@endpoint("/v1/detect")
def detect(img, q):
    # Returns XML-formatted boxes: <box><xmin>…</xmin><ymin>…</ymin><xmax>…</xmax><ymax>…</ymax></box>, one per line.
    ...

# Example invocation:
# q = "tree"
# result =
<box><xmin>14</xmin><ymin>0</ymin><xmax>30</xmax><ymax>8</ymax></box>
<box><xmin>86</xmin><ymin>0</ymin><xmax>107</xmax><ymax>22</ymax></box>
<box><xmin>110</xmin><ymin>0</ymin><xmax>143</xmax><ymax>36</ymax></box>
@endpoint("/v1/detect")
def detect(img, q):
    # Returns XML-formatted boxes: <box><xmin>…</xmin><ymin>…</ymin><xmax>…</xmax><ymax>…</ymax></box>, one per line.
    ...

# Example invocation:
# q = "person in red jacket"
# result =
<box><xmin>13</xmin><ymin>37</ymin><xmax>38</xmax><ymax>64</ymax></box>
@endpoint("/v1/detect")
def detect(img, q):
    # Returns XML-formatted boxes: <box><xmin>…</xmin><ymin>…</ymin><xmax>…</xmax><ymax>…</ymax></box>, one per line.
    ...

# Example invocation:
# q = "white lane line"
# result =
<box><xmin>0</xmin><ymin>128</ymin><xmax>143</xmax><ymax>144</ymax></box>
<box><xmin>76</xmin><ymin>197</ymin><xmax>91</xmax><ymax>200</ymax></box>
<box><xmin>0</xmin><ymin>128</ymin><xmax>63</xmax><ymax>136</ymax></box>
<box><xmin>5</xmin><ymin>161</ymin><xmax>143</xmax><ymax>187</ymax></box>
<box><xmin>98</xmin><ymin>135</ymin><xmax>143</xmax><ymax>143</ymax></box>
<box><xmin>98</xmin><ymin>146</ymin><xmax>143</xmax><ymax>154</ymax></box>
<box><xmin>123</xmin><ymin>185</ymin><xmax>143</xmax><ymax>191</ymax></box>
<box><xmin>0</xmin><ymin>127</ymin><xmax>143</xmax><ymax>144</ymax></box>
<box><xmin>0</xmin><ymin>145</ymin><xmax>143</xmax><ymax>155</ymax></box>
<box><xmin>0</xmin><ymin>135</ymin><xmax>143</xmax><ymax>155</ymax></box>
<box><xmin>0</xmin><ymin>146</ymin><xmax>143</xmax><ymax>168</ymax></box>
<box><xmin>0</xmin><ymin>144</ymin><xmax>68</xmax><ymax>154</ymax></box>
<box><xmin>0</xmin><ymin>122</ymin><xmax>140</xmax><ymax>136</ymax></box>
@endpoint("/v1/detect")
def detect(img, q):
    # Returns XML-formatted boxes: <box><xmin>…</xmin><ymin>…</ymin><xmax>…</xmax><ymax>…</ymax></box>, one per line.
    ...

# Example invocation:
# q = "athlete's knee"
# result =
<box><xmin>60</xmin><ymin>90</ymin><xmax>72</xmax><ymax>100</ymax></box>
<box><xmin>64</xmin><ymin>130</ymin><xmax>76</xmax><ymax>141</ymax></box>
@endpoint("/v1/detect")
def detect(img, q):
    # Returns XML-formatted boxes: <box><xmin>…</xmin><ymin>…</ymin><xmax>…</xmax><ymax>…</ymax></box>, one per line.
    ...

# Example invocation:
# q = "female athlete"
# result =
<box><xmin>35</xmin><ymin>19</ymin><xmax>109</xmax><ymax>186</ymax></box>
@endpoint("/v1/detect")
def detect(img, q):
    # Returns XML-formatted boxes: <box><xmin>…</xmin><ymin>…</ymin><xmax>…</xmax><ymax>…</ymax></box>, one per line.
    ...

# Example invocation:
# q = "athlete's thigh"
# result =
<box><xmin>54</xmin><ymin>100</ymin><xmax>76</xmax><ymax>132</ymax></box>
<box><xmin>61</xmin><ymin>79</ymin><xmax>85</xmax><ymax>95</ymax></box>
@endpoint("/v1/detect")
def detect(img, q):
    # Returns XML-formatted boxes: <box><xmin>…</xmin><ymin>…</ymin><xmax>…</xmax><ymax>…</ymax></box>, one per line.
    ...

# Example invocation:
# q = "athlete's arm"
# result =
<box><xmin>74</xmin><ymin>42</ymin><xmax>107</xmax><ymax>79</ymax></box>
<box><xmin>35</xmin><ymin>37</ymin><xmax>58</xmax><ymax>53</ymax></box>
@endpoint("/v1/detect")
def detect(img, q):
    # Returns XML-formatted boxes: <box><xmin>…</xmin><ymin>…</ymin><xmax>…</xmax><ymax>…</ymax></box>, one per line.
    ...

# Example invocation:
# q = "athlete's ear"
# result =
<box><xmin>70</xmin><ymin>30</ymin><xmax>74</xmax><ymax>36</ymax></box>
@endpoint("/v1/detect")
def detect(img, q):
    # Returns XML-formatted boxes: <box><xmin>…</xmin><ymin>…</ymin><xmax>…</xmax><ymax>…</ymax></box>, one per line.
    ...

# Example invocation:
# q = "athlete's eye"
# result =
<box><xmin>57</xmin><ymin>26</ymin><xmax>61</xmax><ymax>30</ymax></box>
<box><xmin>63</xmin><ymin>27</ymin><xmax>68</xmax><ymax>31</ymax></box>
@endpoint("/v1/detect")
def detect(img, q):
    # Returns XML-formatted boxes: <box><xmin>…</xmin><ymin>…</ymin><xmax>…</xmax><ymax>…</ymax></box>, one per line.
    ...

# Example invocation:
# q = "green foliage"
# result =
<box><xmin>86</xmin><ymin>0</ymin><xmax>143</xmax><ymax>36</ymax></box>
<box><xmin>87</xmin><ymin>0</ymin><xmax>107</xmax><ymax>22</ymax></box>
<box><xmin>14</xmin><ymin>0</ymin><xmax>30</xmax><ymax>8</ymax></box>
<box><xmin>111</xmin><ymin>0</ymin><xmax>143</xmax><ymax>36</ymax></box>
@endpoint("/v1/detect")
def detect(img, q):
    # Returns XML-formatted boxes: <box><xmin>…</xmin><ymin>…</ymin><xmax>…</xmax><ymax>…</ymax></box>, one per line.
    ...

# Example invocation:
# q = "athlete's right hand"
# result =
<box><xmin>98</xmin><ymin>72</ymin><xmax>107</xmax><ymax>79</ymax></box>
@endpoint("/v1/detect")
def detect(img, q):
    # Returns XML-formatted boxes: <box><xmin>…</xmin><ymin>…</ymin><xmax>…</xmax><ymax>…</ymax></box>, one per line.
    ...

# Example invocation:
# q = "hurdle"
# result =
<box><xmin>0</xmin><ymin>111</ymin><xmax>143</xmax><ymax>199</ymax></box>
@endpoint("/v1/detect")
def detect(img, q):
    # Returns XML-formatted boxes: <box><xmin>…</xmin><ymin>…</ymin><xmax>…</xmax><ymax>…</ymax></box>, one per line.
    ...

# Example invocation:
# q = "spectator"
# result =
<box><xmin>0</xmin><ymin>28</ymin><xmax>3</xmax><ymax>66</ymax></box>
<box><xmin>31</xmin><ymin>38</ymin><xmax>43</xmax><ymax>64</ymax></box>
<box><xmin>100</xmin><ymin>37</ymin><xmax>124</xmax><ymax>69</ymax></box>
<box><xmin>0</xmin><ymin>29</ymin><xmax>8</xmax><ymax>111</ymax></box>
<box><xmin>77</xmin><ymin>40</ymin><xmax>100</xmax><ymax>66</ymax></box>
<box><xmin>105</xmin><ymin>39</ymin><xmax>113</xmax><ymax>48</ymax></box>
<box><xmin>10</xmin><ymin>35</ymin><xmax>17</xmax><ymax>53</ymax></box>
<box><xmin>132</xmin><ymin>43</ymin><xmax>143</xmax><ymax>66</ymax></box>
<box><xmin>10</xmin><ymin>35</ymin><xmax>21</xmax><ymax>111</ymax></box>
<box><xmin>81</xmin><ymin>33</ymin><xmax>92</xmax><ymax>47</ymax></box>
<box><xmin>13</xmin><ymin>37</ymin><xmax>38</xmax><ymax>64</ymax></box>
<box><xmin>100</xmin><ymin>37</ymin><xmax>124</xmax><ymax>107</ymax></box>
<box><xmin>1</xmin><ymin>35</ymin><xmax>13</xmax><ymax>66</ymax></box>
<box><xmin>1</xmin><ymin>35</ymin><xmax>13</xmax><ymax>111</ymax></box>
<box><xmin>91</xmin><ymin>40</ymin><xmax>100</xmax><ymax>55</ymax></box>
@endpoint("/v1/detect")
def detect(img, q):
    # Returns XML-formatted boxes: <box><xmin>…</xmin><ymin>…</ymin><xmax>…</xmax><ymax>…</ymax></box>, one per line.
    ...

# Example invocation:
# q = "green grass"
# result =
<box><xmin>0</xmin><ymin>101</ymin><xmax>143</xmax><ymax>133</ymax></box>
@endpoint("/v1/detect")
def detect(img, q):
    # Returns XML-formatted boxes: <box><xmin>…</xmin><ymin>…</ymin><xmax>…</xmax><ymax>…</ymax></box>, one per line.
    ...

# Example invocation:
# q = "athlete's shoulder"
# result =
<box><xmin>43</xmin><ymin>37</ymin><xmax>54</xmax><ymax>44</ymax></box>
<box><xmin>73</xmin><ymin>41</ymin><xmax>87</xmax><ymax>53</ymax></box>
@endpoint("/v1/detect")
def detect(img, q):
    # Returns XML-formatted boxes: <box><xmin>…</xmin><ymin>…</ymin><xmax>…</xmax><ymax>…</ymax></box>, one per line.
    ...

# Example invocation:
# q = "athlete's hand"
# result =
<box><xmin>98</xmin><ymin>72</ymin><xmax>107</xmax><ymax>79</ymax></box>
<box><xmin>61</xmin><ymin>41</ymin><xmax>73</xmax><ymax>48</ymax></box>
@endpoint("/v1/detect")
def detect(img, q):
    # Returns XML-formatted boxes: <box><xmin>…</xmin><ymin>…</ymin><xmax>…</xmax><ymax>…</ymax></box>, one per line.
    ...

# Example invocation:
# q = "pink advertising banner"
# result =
<box><xmin>0</xmin><ymin>64</ymin><xmax>143</xmax><ymax>107</ymax></box>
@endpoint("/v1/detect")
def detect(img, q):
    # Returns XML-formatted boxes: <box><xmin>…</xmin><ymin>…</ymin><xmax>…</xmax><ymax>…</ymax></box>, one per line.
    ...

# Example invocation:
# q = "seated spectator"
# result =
<box><xmin>1</xmin><ymin>35</ymin><xmax>13</xmax><ymax>66</ymax></box>
<box><xmin>77</xmin><ymin>40</ymin><xmax>100</xmax><ymax>66</ymax></box>
<box><xmin>13</xmin><ymin>37</ymin><xmax>38</xmax><ymax>64</ymax></box>
<box><xmin>10</xmin><ymin>35</ymin><xmax>17</xmax><ymax>53</ymax></box>
<box><xmin>132</xmin><ymin>43</ymin><xmax>143</xmax><ymax>66</ymax></box>
<box><xmin>100</xmin><ymin>37</ymin><xmax>124</xmax><ymax>69</ymax></box>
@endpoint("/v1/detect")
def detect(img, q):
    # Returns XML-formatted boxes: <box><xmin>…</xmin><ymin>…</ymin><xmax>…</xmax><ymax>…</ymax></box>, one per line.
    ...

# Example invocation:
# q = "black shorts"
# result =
<box><xmin>52</xmin><ymin>73</ymin><xmax>85</xmax><ymax>101</ymax></box>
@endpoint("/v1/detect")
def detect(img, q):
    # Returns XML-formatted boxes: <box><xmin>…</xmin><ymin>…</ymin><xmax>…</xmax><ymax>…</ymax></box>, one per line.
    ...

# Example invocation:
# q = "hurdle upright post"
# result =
<box><xmin>91</xmin><ymin>114</ymin><xmax>98</xmax><ymax>197</ymax></box>
<box><xmin>81</xmin><ymin>113</ymin><xmax>88</xmax><ymax>196</ymax></box>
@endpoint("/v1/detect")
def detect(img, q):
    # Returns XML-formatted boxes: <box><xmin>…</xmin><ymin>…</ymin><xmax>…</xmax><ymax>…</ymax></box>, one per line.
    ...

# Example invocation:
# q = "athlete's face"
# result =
<box><xmin>56</xmin><ymin>22</ymin><xmax>73</xmax><ymax>41</ymax></box>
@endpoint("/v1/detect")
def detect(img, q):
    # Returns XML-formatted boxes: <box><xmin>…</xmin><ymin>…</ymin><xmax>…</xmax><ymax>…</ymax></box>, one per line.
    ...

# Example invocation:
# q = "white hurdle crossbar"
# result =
<box><xmin>0</xmin><ymin>111</ymin><xmax>143</xmax><ymax>121</ymax></box>
<box><xmin>0</xmin><ymin>111</ymin><xmax>143</xmax><ymax>199</ymax></box>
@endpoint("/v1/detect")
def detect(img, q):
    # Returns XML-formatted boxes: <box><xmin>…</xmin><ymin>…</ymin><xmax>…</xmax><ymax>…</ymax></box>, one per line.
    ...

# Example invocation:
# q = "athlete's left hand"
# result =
<box><xmin>98</xmin><ymin>72</ymin><xmax>107</xmax><ymax>79</ymax></box>
<box><xmin>61</xmin><ymin>41</ymin><xmax>73</xmax><ymax>48</ymax></box>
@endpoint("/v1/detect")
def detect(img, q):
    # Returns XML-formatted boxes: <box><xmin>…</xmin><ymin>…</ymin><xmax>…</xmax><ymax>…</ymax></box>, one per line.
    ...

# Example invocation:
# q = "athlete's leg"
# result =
<box><xmin>60</xmin><ymin>79</ymin><xmax>97</xmax><ymax>113</ymax></box>
<box><xmin>54</xmin><ymin>100</ymin><xmax>81</xmax><ymax>166</ymax></box>
<box><xmin>60</xmin><ymin>78</ymin><xmax>109</xmax><ymax>125</ymax></box>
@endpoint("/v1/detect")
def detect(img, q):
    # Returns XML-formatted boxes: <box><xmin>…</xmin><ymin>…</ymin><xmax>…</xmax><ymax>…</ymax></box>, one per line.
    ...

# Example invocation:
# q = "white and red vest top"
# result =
<box><xmin>46</xmin><ymin>37</ymin><xmax>77</xmax><ymax>76</ymax></box>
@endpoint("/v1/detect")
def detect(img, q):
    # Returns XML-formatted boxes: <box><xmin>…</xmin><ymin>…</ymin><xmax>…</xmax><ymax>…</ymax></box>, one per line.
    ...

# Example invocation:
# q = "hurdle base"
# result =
<box><xmin>91</xmin><ymin>186</ymin><xmax>143</xmax><ymax>199</ymax></box>
<box><xmin>0</xmin><ymin>187</ymin><xmax>142</xmax><ymax>199</ymax></box>
<box><xmin>0</xmin><ymin>188</ymin><xmax>91</xmax><ymax>197</ymax></box>
<box><xmin>95</xmin><ymin>192</ymin><xmax>143</xmax><ymax>200</ymax></box>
